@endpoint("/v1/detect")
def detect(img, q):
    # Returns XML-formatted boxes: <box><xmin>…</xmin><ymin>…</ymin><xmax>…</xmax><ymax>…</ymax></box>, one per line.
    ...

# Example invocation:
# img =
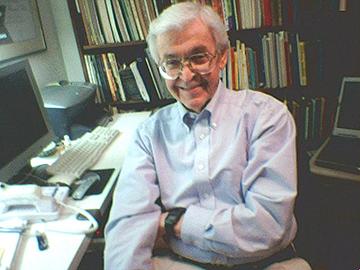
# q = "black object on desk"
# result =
<box><xmin>315</xmin><ymin>136</ymin><xmax>360</xmax><ymax>174</ymax></box>
<box><xmin>71</xmin><ymin>168</ymin><xmax>114</xmax><ymax>199</ymax></box>
<box><xmin>314</xmin><ymin>77</ymin><xmax>360</xmax><ymax>174</ymax></box>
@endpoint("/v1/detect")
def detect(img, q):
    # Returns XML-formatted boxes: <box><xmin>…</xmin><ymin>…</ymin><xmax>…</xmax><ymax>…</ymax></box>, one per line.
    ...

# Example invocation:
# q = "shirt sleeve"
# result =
<box><xmin>104</xmin><ymin>125</ymin><xmax>160</xmax><ymax>270</ymax></box>
<box><xmin>181</xmin><ymin>104</ymin><xmax>298</xmax><ymax>258</ymax></box>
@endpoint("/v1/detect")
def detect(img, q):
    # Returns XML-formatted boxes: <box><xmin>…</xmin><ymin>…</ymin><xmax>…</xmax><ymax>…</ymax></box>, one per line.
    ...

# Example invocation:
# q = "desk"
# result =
<box><xmin>0</xmin><ymin>111</ymin><xmax>151</xmax><ymax>270</ymax></box>
<box><xmin>305</xmin><ymin>142</ymin><xmax>360</xmax><ymax>269</ymax></box>
<box><xmin>309</xmin><ymin>138</ymin><xmax>360</xmax><ymax>182</ymax></box>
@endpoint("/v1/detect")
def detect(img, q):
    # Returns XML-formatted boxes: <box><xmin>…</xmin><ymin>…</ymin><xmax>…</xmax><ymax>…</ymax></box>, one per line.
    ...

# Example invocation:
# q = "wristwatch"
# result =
<box><xmin>165</xmin><ymin>207</ymin><xmax>186</xmax><ymax>238</ymax></box>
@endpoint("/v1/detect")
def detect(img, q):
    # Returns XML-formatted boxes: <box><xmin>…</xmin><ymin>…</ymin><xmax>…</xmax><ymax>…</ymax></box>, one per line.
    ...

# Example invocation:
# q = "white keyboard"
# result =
<box><xmin>46</xmin><ymin>126</ymin><xmax>120</xmax><ymax>186</ymax></box>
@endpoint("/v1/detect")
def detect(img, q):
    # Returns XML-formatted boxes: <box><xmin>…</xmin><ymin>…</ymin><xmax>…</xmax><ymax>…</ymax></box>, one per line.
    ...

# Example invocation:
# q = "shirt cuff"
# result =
<box><xmin>181</xmin><ymin>204</ymin><xmax>213</xmax><ymax>248</ymax></box>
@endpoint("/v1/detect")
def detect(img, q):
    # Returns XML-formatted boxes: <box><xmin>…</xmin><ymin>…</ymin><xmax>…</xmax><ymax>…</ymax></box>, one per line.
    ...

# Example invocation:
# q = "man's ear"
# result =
<box><xmin>218</xmin><ymin>49</ymin><xmax>228</xmax><ymax>69</ymax></box>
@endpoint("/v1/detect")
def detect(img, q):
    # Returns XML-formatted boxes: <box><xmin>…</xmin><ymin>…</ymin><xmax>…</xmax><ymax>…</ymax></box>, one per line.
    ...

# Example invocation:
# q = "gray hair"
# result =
<box><xmin>146</xmin><ymin>2</ymin><xmax>229</xmax><ymax>64</ymax></box>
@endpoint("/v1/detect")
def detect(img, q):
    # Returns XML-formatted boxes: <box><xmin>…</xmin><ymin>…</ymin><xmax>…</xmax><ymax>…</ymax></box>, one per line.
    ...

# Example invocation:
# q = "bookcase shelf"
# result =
<box><xmin>67</xmin><ymin>0</ymin><xmax>360</xmax><ymax>149</ymax></box>
<box><xmin>114</xmin><ymin>98</ymin><xmax>176</xmax><ymax>112</ymax></box>
<box><xmin>83</xmin><ymin>41</ymin><xmax>147</xmax><ymax>55</ymax></box>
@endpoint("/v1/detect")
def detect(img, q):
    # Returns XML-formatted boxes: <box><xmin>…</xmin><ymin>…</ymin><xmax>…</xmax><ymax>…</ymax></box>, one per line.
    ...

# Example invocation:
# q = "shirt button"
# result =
<box><xmin>199</xmin><ymin>134</ymin><xmax>205</xmax><ymax>140</ymax></box>
<box><xmin>198</xmin><ymin>164</ymin><xmax>204</xmax><ymax>170</ymax></box>
<box><xmin>211</xmin><ymin>122</ymin><xmax>217</xmax><ymax>128</ymax></box>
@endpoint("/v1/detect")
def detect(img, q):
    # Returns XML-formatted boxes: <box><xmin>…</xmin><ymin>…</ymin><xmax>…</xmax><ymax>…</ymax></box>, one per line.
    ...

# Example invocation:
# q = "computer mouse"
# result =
<box><xmin>71</xmin><ymin>172</ymin><xmax>101</xmax><ymax>200</ymax></box>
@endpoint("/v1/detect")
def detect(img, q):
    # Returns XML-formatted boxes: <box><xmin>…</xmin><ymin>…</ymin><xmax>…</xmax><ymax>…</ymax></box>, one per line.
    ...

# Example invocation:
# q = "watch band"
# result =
<box><xmin>165</xmin><ymin>207</ymin><xmax>186</xmax><ymax>238</ymax></box>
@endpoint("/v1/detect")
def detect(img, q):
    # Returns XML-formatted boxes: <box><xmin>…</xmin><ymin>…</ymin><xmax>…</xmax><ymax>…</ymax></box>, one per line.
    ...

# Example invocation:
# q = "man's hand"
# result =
<box><xmin>154</xmin><ymin>212</ymin><xmax>169</xmax><ymax>249</ymax></box>
<box><xmin>154</xmin><ymin>212</ymin><xmax>184</xmax><ymax>249</ymax></box>
<box><xmin>173</xmin><ymin>214</ymin><xmax>184</xmax><ymax>238</ymax></box>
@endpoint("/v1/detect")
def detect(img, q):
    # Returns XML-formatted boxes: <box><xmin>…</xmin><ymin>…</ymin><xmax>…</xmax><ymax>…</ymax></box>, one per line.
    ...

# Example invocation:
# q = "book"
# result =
<box><xmin>129</xmin><ymin>60</ymin><xmax>150</xmax><ymax>102</ymax></box>
<box><xmin>101</xmin><ymin>54</ymin><xmax>119</xmax><ymax>102</ymax></box>
<box><xmin>107</xmin><ymin>53</ymin><xmax>126</xmax><ymax>101</ymax></box>
<box><xmin>128</xmin><ymin>0</ymin><xmax>145</xmax><ymax>40</ymax></box>
<box><xmin>134</xmin><ymin>0</ymin><xmax>149</xmax><ymax>38</ymax></box>
<box><xmin>238</xmin><ymin>41</ymin><xmax>248</xmax><ymax>90</ymax></box>
<box><xmin>283</xmin><ymin>32</ymin><xmax>293</xmax><ymax>87</ymax></box>
<box><xmin>132</xmin><ymin>57</ymin><xmax>160</xmax><ymax>102</ymax></box>
<box><xmin>222</xmin><ymin>0</ymin><xmax>235</xmax><ymax>30</ymax></box>
<box><xmin>225</xmin><ymin>47</ymin><xmax>232</xmax><ymax>89</ymax></box>
<box><xmin>78</xmin><ymin>0</ymin><xmax>105</xmax><ymax>45</ymax></box>
<box><xmin>95</xmin><ymin>0</ymin><xmax>115</xmax><ymax>43</ymax></box>
<box><xmin>261</xmin><ymin>35</ymin><xmax>271</xmax><ymax>88</ymax></box>
<box><xmin>145</xmin><ymin>0</ymin><xmax>157</xmax><ymax>22</ymax></box>
<box><xmin>232</xmin><ymin>0</ymin><xmax>242</xmax><ymax>29</ymax></box>
<box><xmin>144</xmin><ymin>48</ymin><xmax>173</xmax><ymax>99</ymax></box>
<box><xmin>111</xmin><ymin>0</ymin><xmax>130</xmax><ymax>42</ymax></box>
<box><xmin>254</xmin><ymin>0</ymin><xmax>262</xmax><ymax>28</ymax></box>
<box><xmin>120</xmin><ymin>0</ymin><xmax>140</xmax><ymax>41</ymax></box>
<box><xmin>94</xmin><ymin>54</ymin><xmax>113</xmax><ymax>103</ymax></box>
<box><xmin>229</xmin><ymin>46</ymin><xmax>236</xmax><ymax>89</ymax></box>
<box><xmin>105</xmin><ymin>0</ymin><xmax>121</xmax><ymax>42</ymax></box>
<box><xmin>267</xmin><ymin>32</ymin><xmax>279</xmax><ymax>88</ymax></box>
<box><xmin>262</xmin><ymin>0</ymin><xmax>272</xmax><ymax>27</ymax></box>
<box><xmin>84</xmin><ymin>55</ymin><xmax>103</xmax><ymax>103</ymax></box>
<box><xmin>289</xmin><ymin>32</ymin><xmax>300</xmax><ymax>87</ymax></box>
<box><xmin>298</xmin><ymin>41</ymin><xmax>307</xmax><ymax>86</ymax></box>
<box><xmin>277</xmin><ymin>31</ymin><xmax>287</xmax><ymax>88</ymax></box>
<box><xmin>339</xmin><ymin>0</ymin><xmax>347</xmax><ymax>11</ymax></box>
<box><xmin>246</xmin><ymin>47</ymin><xmax>258</xmax><ymax>90</ymax></box>
<box><xmin>119</xmin><ymin>66</ymin><xmax>143</xmax><ymax>101</ymax></box>
<box><xmin>77</xmin><ymin>0</ymin><xmax>95</xmax><ymax>45</ymax></box>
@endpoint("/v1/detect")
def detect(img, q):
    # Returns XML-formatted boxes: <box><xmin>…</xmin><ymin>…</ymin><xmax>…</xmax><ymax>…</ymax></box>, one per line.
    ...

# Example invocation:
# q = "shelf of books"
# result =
<box><xmin>67</xmin><ymin>0</ymin><xmax>357</xmax><ymax>148</ymax></box>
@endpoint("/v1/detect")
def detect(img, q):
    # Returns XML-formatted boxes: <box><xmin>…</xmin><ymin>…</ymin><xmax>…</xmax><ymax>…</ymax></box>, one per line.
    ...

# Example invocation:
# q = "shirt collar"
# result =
<box><xmin>177</xmin><ymin>80</ymin><xmax>225</xmax><ymax>129</ymax></box>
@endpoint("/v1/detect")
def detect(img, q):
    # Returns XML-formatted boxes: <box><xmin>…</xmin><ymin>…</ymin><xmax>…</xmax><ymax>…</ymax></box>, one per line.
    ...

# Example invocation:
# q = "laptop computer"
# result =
<box><xmin>315</xmin><ymin>77</ymin><xmax>360</xmax><ymax>174</ymax></box>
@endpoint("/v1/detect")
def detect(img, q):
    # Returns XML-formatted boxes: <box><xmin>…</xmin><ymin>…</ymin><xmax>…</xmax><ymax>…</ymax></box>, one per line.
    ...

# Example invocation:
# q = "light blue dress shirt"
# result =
<box><xmin>104</xmin><ymin>81</ymin><xmax>298</xmax><ymax>270</ymax></box>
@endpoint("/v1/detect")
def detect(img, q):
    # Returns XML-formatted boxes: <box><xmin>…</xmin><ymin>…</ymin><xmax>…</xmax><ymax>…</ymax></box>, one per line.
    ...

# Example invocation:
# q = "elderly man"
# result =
<box><xmin>104</xmin><ymin>2</ymin><xmax>311</xmax><ymax>270</ymax></box>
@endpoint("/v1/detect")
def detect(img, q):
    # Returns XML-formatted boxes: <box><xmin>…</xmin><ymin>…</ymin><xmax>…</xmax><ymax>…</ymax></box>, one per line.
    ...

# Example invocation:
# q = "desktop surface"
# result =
<box><xmin>0</xmin><ymin>111</ymin><xmax>151</xmax><ymax>270</ymax></box>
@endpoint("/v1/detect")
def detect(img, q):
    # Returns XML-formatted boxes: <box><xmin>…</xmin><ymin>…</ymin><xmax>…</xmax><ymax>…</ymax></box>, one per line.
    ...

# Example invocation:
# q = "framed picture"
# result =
<box><xmin>0</xmin><ymin>0</ymin><xmax>46</xmax><ymax>62</ymax></box>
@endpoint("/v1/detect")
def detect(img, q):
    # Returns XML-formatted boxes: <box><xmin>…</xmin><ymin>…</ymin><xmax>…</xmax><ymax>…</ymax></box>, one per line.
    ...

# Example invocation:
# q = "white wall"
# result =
<box><xmin>0</xmin><ymin>0</ymin><xmax>83</xmax><ymax>91</ymax></box>
<box><xmin>27</xmin><ymin>0</ymin><xmax>68</xmax><ymax>90</ymax></box>
<box><xmin>48</xmin><ymin>0</ymin><xmax>84</xmax><ymax>82</ymax></box>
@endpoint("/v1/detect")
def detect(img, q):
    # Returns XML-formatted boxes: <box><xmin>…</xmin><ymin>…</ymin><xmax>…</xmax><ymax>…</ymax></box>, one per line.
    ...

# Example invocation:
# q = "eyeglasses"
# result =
<box><xmin>158</xmin><ymin>52</ymin><xmax>217</xmax><ymax>80</ymax></box>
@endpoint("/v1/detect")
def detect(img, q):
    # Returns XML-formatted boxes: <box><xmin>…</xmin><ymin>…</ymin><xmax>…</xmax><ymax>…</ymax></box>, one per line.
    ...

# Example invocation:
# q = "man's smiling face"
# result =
<box><xmin>156</xmin><ymin>19</ymin><xmax>227</xmax><ymax>113</ymax></box>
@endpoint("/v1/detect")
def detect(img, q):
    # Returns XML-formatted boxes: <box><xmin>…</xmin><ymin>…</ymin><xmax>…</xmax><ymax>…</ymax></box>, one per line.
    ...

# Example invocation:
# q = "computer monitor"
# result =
<box><xmin>0</xmin><ymin>60</ymin><xmax>54</xmax><ymax>183</ymax></box>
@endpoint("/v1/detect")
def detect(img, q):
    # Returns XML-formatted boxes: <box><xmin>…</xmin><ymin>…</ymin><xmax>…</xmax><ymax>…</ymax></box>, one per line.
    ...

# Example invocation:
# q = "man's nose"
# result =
<box><xmin>178</xmin><ymin>64</ymin><xmax>195</xmax><ymax>81</ymax></box>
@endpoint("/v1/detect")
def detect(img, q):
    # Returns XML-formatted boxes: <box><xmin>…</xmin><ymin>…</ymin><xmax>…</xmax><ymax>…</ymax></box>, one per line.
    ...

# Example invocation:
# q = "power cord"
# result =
<box><xmin>47</xmin><ymin>199</ymin><xmax>99</xmax><ymax>235</ymax></box>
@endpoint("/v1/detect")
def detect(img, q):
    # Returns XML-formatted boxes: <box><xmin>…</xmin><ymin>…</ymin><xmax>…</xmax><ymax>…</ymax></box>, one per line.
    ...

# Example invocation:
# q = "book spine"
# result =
<box><xmin>105</xmin><ymin>0</ymin><xmax>121</xmax><ymax>42</ymax></box>
<box><xmin>130</xmin><ymin>60</ymin><xmax>150</xmax><ymax>102</ymax></box>
<box><xmin>121</xmin><ymin>0</ymin><xmax>140</xmax><ymax>41</ymax></box>
<box><xmin>111</xmin><ymin>0</ymin><xmax>130</xmax><ymax>42</ymax></box>
<box><xmin>95</xmin><ymin>0</ymin><xmax>115</xmax><ymax>43</ymax></box>
<box><xmin>298</xmin><ymin>41</ymin><xmax>307</xmax><ymax>86</ymax></box>
<box><xmin>129</xmin><ymin>0</ymin><xmax>145</xmax><ymax>40</ymax></box>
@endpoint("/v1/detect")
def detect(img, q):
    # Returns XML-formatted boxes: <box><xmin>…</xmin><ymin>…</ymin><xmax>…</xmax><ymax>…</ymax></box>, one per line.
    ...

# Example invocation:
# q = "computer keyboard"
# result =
<box><xmin>46</xmin><ymin>126</ymin><xmax>120</xmax><ymax>186</ymax></box>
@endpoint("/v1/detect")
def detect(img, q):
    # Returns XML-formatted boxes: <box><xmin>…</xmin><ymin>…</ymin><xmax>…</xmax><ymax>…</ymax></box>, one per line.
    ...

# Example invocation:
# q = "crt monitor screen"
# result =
<box><xmin>0</xmin><ymin>60</ymin><xmax>54</xmax><ymax>183</ymax></box>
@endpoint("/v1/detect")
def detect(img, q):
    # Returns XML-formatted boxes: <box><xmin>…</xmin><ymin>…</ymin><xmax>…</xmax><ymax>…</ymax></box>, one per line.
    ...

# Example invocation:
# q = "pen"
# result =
<box><xmin>35</xmin><ymin>231</ymin><xmax>49</xmax><ymax>251</ymax></box>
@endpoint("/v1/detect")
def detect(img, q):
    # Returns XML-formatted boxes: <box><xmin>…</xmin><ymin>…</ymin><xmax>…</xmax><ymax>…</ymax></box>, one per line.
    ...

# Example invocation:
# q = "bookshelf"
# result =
<box><xmin>65</xmin><ymin>1</ymin><xmax>360</xmax><ymax>268</ymax></box>
<box><xmin>67</xmin><ymin>0</ymin><xmax>175</xmax><ymax>112</ymax></box>
<box><xmin>66</xmin><ymin>0</ymin><xmax>359</xmax><ymax>148</ymax></box>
